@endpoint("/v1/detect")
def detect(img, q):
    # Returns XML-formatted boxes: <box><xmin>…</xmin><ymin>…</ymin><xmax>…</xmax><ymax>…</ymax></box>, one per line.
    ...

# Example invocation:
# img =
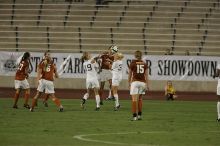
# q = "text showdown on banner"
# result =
<box><xmin>0</xmin><ymin>51</ymin><xmax>219</xmax><ymax>81</ymax></box>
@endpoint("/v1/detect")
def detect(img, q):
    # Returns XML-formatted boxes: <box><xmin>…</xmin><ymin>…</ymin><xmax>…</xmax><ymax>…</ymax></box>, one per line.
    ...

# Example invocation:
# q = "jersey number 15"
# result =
<box><xmin>137</xmin><ymin>64</ymin><xmax>144</xmax><ymax>73</ymax></box>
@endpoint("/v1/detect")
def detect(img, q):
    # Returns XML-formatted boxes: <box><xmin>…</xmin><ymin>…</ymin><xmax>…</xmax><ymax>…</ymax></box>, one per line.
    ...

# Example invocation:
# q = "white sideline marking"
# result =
<box><xmin>73</xmin><ymin>131</ymin><xmax>220</xmax><ymax>146</ymax></box>
<box><xmin>73</xmin><ymin>131</ymin><xmax>166</xmax><ymax>146</ymax></box>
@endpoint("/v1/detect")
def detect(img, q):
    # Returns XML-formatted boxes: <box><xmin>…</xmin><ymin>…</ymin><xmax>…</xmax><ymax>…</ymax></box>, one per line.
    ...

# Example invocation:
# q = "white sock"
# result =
<box><xmin>217</xmin><ymin>101</ymin><xmax>220</xmax><ymax>119</ymax></box>
<box><xmin>114</xmin><ymin>94</ymin><xmax>119</xmax><ymax>107</ymax></box>
<box><xmin>83</xmin><ymin>93</ymin><xmax>89</xmax><ymax>100</ymax></box>
<box><xmin>108</xmin><ymin>89</ymin><xmax>112</xmax><ymax>98</ymax></box>
<box><xmin>95</xmin><ymin>95</ymin><xmax>100</xmax><ymax>108</ymax></box>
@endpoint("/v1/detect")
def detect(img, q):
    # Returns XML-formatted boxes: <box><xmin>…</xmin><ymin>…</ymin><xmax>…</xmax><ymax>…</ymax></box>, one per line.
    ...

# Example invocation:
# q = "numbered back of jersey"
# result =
<box><xmin>130</xmin><ymin>60</ymin><xmax>147</xmax><ymax>82</ymax></box>
<box><xmin>15</xmin><ymin>60</ymin><xmax>29</xmax><ymax>80</ymax></box>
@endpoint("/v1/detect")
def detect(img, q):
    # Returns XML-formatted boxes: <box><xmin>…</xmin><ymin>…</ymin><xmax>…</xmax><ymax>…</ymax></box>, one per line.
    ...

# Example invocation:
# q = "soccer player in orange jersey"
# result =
<box><xmin>13</xmin><ymin>52</ymin><xmax>31</xmax><ymax>109</ymax></box>
<box><xmin>128</xmin><ymin>50</ymin><xmax>149</xmax><ymax>121</ymax></box>
<box><xmin>98</xmin><ymin>46</ymin><xmax>115</xmax><ymax>104</ymax></box>
<box><xmin>35</xmin><ymin>54</ymin><xmax>50</xmax><ymax>107</ymax></box>
<box><xmin>30</xmin><ymin>52</ymin><xmax>63</xmax><ymax>112</ymax></box>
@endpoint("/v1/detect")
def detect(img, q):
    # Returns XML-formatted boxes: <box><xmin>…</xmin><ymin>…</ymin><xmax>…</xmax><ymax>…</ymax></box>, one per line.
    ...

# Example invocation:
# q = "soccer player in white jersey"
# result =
<box><xmin>213</xmin><ymin>63</ymin><xmax>220</xmax><ymax>122</ymax></box>
<box><xmin>111</xmin><ymin>53</ymin><xmax>124</xmax><ymax>111</ymax></box>
<box><xmin>81</xmin><ymin>52</ymin><xmax>101</xmax><ymax>110</ymax></box>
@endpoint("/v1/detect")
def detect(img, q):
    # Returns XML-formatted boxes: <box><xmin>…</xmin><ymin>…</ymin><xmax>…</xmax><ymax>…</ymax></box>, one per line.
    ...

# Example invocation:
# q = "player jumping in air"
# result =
<box><xmin>111</xmin><ymin>53</ymin><xmax>124</xmax><ymax>111</ymax></box>
<box><xmin>98</xmin><ymin>46</ymin><xmax>115</xmax><ymax>104</ymax></box>
<box><xmin>81</xmin><ymin>52</ymin><xmax>101</xmax><ymax>110</ymax></box>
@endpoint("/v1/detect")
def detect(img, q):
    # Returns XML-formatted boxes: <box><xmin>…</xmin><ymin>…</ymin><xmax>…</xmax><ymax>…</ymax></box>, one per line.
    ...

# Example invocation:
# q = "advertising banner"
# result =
<box><xmin>0</xmin><ymin>51</ymin><xmax>219</xmax><ymax>81</ymax></box>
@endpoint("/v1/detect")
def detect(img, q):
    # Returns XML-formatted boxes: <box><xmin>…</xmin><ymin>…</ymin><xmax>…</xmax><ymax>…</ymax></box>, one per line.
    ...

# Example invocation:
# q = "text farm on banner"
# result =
<box><xmin>0</xmin><ymin>51</ymin><xmax>219</xmax><ymax>81</ymax></box>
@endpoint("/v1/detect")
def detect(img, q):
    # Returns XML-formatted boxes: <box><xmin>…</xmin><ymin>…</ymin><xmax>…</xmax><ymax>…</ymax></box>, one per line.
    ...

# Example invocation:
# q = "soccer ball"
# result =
<box><xmin>110</xmin><ymin>45</ymin><xmax>118</xmax><ymax>53</ymax></box>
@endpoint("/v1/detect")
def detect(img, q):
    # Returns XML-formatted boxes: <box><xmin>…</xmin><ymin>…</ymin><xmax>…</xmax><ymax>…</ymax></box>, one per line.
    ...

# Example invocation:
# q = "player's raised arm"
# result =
<box><xmin>24</xmin><ymin>64</ymin><xmax>29</xmax><ymax>79</ymax></box>
<box><xmin>54</xmin><ymin>65</ymin><xmax>59</xmax><ymax>79</ymax></box>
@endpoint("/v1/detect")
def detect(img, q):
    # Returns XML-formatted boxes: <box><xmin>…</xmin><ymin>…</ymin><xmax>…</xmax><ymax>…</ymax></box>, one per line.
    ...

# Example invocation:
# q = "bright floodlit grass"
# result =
<box><xmin>0</xmin><ymin>98</ymin><xmax>219</xmax><ymax>146</ymax></box>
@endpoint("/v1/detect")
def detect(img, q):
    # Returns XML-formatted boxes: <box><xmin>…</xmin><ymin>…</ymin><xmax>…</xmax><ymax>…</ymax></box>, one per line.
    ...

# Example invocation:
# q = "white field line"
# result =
<box><xmin>73</xmin><ymin>131</ymin><xmax>167</xmax><ymax>146</ymax></box>
<box><xmin>73</xmin><ymin>131</ymin><xmax>220</xmax><ymax>146</ymax></box>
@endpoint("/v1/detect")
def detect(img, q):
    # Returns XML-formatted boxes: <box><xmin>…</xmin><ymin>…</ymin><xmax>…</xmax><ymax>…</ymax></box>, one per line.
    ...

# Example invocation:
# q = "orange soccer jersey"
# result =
<box><xmin>39</xmin><ymin>60</ymin><xmax>56</xmax><ymax>81</ymax></box>
<box><xmin>100</xmin><ymin>53</ymin><xmax>114</xmax><ymax>70</ymax></box>
<box><xmin>15</xmin><ymin>60</ymin><xmax>29</xmax><ymax>80</ymax></box>
<box><xmin>129</xmin><ymin>59</ymin><xmax>147</xmax><ymax>82</ymax></box>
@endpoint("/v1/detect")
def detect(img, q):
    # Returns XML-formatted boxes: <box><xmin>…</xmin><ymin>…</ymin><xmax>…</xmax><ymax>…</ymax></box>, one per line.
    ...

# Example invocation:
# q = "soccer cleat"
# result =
<box><xmin>131</xmin><ymin>117</ymin><xmax>138</xmax><ymax>121</ymax></box>
<box><xmin>13</xmin><ymin>105</ymin><xmax>18</xmax><ymax>109</ymax></box>
<box><xmin>23</xmin><ymin>104</ymin><xmax>30</xmax><ymax>109</ymax></box>
<box><xmin>80</xmin><ymin>104</ymin><xmax>85</xmax><ymax>109</ymax></box>
<box><xmin>100</xmin><ymin>100</ymin><xmax>103</xmax><ymax>105</ymax></box>
<box><xmin>114</xmin><ymin>105</ymin><xmax>120</xmax><ymax>111</ymax></box>
<box><xmin>137</xmin><ymin>115</ymin><xmax>142</xmax><ymax>120</ymax></box>
<box><xmin>80</xmin><ymin>99</ymin><xmax>86</xmax><ymax>109</ymax></box>
<box><xmin>106</xmin><ymin>97</ymin><xmax>111</xmax><ymax>100</ymax></box>
<box><xmin>59</xmin><ymin>107</ymin><xmax>64</xmax><ymax>112</ymax></box>
<box><xmin>95</xmin><ymin>107</ymin><xmax>100</xmax><ymax>111</ymax></box>
<box><xmin>106</xmin><ymin>96</ymin><xmax>115</xmax><ymax>101</ymax></box>
<box><xmin>217</xmin><ymin>118</ymin><xmax>220</xmax><ymax>122</ymax></box>
<box><xmin>29</xmin><ymin>108</ymin><xmax>34</xmax><ymax>112</ymax></box>
<box><xmin>43</xmin><ymin>101</ymin><xmax>48</xmax><ymax>107</ymax></box>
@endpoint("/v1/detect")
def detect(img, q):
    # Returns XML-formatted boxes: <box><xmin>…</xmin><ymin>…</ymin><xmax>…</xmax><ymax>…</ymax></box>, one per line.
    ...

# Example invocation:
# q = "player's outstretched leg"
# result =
<box><xmin>50</xmin><ymin>94</ymin><xmax>63</xmax><ymax>112</ymax></box>
<box><xmin>13</xmin><ymin>89</ymin><xmax>20</xmax><ymax>109</ymax></box>
<box><xmin>43</xmin><ymin>94</ymin><xmax>50</xmax><ymax>107</ymax></box>
<box><xmin>23</xmin><ymin>89</ymin><xmax>30</xmax><ymax>109</ymax></box>
<box><xmin>81</xmin><ymin>92</ymin><xmax>89</xmax><ymax>109</ymax></box>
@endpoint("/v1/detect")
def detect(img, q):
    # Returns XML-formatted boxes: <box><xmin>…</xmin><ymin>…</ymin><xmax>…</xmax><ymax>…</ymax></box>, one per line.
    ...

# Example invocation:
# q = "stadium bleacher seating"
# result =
<box><xmin>0</xmin><ymin>0</ymin><xmax>219</xmax><ymax>55</ymax></box>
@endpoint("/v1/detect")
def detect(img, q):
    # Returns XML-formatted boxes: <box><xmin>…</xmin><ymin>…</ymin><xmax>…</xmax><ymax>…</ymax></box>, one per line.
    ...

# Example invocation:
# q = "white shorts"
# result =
<box><xmin>100</xmin><ymin>69</ymin><xmax>112</xmax><ymax>82</ymax></box>
<box><xmin>37</xmin><ymin>79</ymin><xmax>55</xmax><ymax>94</ymax></box>
<box><xmin>130</xmin><ymin>81</ymin><xmax>146</xmax><ymax>95</ymax></box>
<box><xmin>217</xmin><ymin>80</ymin><xmax>220</xmax><ymax>95</ymax></box>
<box><xmin>112</xmin><ymin>77</ymin><xmax>122</xmax><ymax>86</ymax></box>
<box><xmin>14</xmin><ymin>79</ymin><xmax>30</xmax><ymax>89</ymax></box>
<box><xmin>86</xmin><ymin>79</ymin><xmax>100</xmax><ymax>89</ymax></box>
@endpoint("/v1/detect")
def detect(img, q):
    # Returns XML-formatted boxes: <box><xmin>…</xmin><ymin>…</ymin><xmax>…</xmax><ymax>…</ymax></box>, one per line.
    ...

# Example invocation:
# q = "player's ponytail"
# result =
<box><xmin>22</xmin><ymin>52</ymin><xmax>30</xmax><ymax>61</ymax></box>
<box><xmin>81</xmin><ymin>52</ymin><xmax>89</xmax><ymax>62</ymax></box>
<box><xmin>117</xmin><ymin>53</ymin><xmax>124</xmax><ymax>60</ymax></box>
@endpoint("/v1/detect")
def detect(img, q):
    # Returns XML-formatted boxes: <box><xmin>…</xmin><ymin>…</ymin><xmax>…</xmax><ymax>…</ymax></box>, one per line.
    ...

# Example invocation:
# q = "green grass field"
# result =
<box><xmin>0</xmin><ymin>98</ymin><xmax>220</xmax><ymax>146</ymax></box>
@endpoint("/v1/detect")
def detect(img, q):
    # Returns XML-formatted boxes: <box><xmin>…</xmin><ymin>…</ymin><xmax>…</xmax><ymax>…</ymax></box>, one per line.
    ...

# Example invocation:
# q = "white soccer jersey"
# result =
<box><xmin>83</xmin><ymin>59</ymin><xmax>99</xmax><ymax>80</ymax></box>
<box><xmin>217</xmin><ymin>64</ymin><xmax>220</xmax><ymax>95</ymax></box>
<box><xmin>112</xmin><ymin>60</ymin><xmax>123</xmax><ymax>79</ymax></box>
<box><xmin>217</xmin><ymin>64</ymin><xmax>220</xmax><ymax>70</ymax></box>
